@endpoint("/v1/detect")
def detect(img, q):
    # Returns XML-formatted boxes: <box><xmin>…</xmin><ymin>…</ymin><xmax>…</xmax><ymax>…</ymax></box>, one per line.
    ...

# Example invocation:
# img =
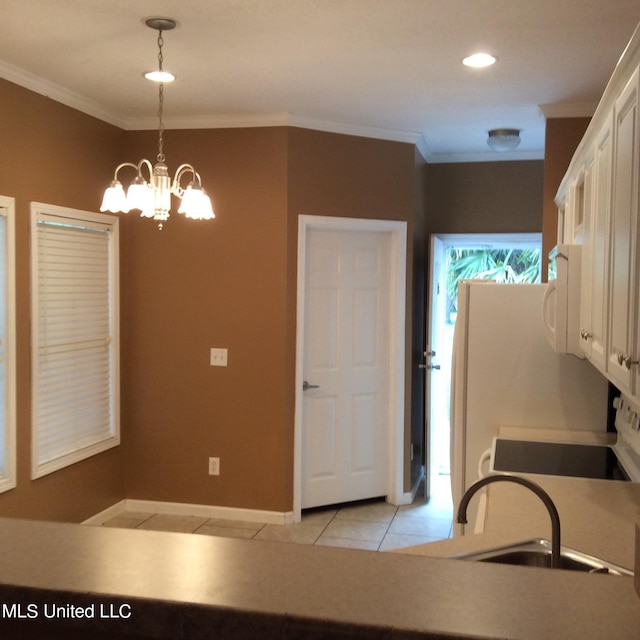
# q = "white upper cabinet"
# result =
<box><xmin>607</xmin><ymin>68</ymin><xmax>639</xmax><ymax>394</ymax></box>
<box><xmin>580</xmin><ymin>115</ymin><xmax>613</xmax><ymax>372</ymax></box>
<box><xmin>557</xmin><ymin>25</ymin><xmax>640</xmax><ymax>395</ymax></box>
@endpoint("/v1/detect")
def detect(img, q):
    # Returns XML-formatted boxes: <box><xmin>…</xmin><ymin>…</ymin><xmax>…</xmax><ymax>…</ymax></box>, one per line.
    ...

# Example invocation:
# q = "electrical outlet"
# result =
<box><xmin>210</xmin><ymin>348</ymin><xmax>228</xmax><ymax>367</ymax></box>
<box><xmin>208</xmin><ymin>457</ymin><xmax>220</xmax><ymax>476</ymax></box>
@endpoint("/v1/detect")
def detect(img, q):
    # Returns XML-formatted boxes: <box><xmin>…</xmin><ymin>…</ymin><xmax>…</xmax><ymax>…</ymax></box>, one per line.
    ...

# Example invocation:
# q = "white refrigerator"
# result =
<box><xmin>450</xmin><ymin>281</ymin><xmax>609</xmax><ymax>535</ymax></box>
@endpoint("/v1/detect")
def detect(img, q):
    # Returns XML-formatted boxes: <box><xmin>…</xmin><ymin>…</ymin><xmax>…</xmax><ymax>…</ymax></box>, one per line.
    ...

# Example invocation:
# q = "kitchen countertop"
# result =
<box><xmin>0</xmin><ymin>516</ymin><xmax>639</xmax><ymax>639</ymax></box>
<box><xmin>400</xmin><ymin>426</ymin><xmax>639</xmax><ymax>565</ymax></box>
<box><xmin>397</xmin><ymin>475</ymin><xmax>640</xmax><ymax>567</ymax></box>
<box><xmin>392</xmin><ymin>427</ymin><xmax>640</xmax><ymax>636</ymax></box>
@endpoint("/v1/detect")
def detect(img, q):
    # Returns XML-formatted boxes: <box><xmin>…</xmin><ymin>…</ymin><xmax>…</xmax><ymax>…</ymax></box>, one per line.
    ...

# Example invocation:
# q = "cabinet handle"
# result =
<box><xmin>616</xmin><ymin>352</ymin><xmax>638</xmax><ymax>369</ymax></box>
<box><xmin>580</xmin><ymin>329</ymin><xmax>593</xmax><ymax>340</ymax></box>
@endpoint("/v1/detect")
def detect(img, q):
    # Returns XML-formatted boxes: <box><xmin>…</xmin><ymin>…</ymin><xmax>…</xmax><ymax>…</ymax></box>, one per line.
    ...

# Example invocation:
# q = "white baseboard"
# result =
<box><xmin>83</xmin><ymin>498</ymin><xmax>294</xmax><ymax>526</ymax></box>
<box><xmin>82</xmin><ymin>499</ymin><xmax>127</xmax><ymax>525</ymax></box>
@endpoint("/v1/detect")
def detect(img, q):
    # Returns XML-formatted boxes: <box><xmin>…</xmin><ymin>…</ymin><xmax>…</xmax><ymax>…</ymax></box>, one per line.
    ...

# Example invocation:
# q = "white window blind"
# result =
<box><xmin>31</xmin><ymin>203</ymin><xmax>119</xmax><ymax>479</ymax></box>
<box><xmin>0</xmin><ymin>196</ymin><xmax>16</xmax><ymax>493</ymax></box>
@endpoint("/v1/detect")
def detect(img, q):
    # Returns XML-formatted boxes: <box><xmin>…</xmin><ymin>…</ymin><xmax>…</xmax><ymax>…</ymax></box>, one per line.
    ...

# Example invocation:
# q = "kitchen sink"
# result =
<box><xmin>453</xmin><ymin>539</ymin><xmax>633</xmax><ymax>575</ymax></box>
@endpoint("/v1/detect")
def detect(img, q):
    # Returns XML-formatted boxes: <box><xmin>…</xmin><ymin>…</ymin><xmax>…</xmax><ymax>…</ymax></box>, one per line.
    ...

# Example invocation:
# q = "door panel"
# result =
<box><xmin>302</xmin><ymin>229</ymin><xmax>390</xmax><ymax>509</ymax></box>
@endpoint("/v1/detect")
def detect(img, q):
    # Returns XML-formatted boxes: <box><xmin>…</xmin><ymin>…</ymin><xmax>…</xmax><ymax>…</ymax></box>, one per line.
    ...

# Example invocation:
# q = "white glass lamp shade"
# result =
<box><xmin>139</xmin><ymin>203</ymin><xmax>155</xmax><ymax>218</ymax></box>
<box><xmin>100</xmin><ymin>181</ymin><xmax>129</xmax><ymax>213</ymax></box>
<box><xmin>126</xmin><ymin>179</ymin><xmax>153</xmax><ymax>212</ymax></box>
<box><xmin>487</xmin><ymin>129</ymin><xmax>521</xmax><ymax>151</ymax></box>
<box><xmin>178</xmin><ymin>184</ymin><xmax>215</xmax><ymax>220</ymax></box>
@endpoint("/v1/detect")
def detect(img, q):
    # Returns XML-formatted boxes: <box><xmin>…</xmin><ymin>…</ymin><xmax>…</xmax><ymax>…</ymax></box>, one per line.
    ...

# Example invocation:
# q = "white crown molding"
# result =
<box><xmin>0</xmin><ymin>59</ymin><xmax>128</xmax><ymax>128</ymax></box>
<box><xmin>417</xmin><ymin>133</ymin><xmax>543</xmax><ymax>163</ymax></box>
<box><xmin>1</xmin><ymin>57</ymin><xmax>546</xmax><ymax>160</ymax></box>
<box><xmin>423</xmin><ymin>148</ymin><xmax>545</xmax><ymax>164</ymax></box>
<box><xmin>0</xmin><ymin>58</ymin><xmax>422</xmax><ymax>145</ymax></box>
<box><xmin>415</xmin><ymin>135</ymin><xmax>432</xmax><ymax>162</ymax></box>
<box><xmin>286</xmin><ymin>114</ymin><xmax>421</xmax><ymax>144</ymax></box>
<box><xmin>122</xmin><ymin>111</ymin><xmax>292</xmax><ymax>131</ymax></box>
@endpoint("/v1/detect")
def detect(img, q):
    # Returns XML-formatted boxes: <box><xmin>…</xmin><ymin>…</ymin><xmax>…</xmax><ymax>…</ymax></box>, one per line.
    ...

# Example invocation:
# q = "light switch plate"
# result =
<box><xmin>210</xmin><ymin>348</ymin><xmax>228</xmax><ymax>367</ymax></box>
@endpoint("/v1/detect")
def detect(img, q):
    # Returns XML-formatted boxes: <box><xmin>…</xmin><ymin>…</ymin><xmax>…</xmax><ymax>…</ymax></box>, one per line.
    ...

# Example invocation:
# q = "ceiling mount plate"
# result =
<box><xmin>145</xmin><ymin>18</ymin><xmax>177</xmax><ymax>32</ymax></box>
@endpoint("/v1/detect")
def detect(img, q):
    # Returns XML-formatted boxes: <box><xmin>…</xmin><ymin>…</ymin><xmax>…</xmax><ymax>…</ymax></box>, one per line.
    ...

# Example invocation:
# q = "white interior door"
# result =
<box><xmin>301</xmin><ymin>228</ymin><xmax>390</xmax><ymax>509</ymax></box>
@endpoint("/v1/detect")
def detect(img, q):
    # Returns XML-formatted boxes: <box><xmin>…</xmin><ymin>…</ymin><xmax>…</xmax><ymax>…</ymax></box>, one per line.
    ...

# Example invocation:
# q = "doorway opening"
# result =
<box><xmin>426</xmin><ymin>233</ymin><xmax>542</xmax><ymax>502</ymax></box>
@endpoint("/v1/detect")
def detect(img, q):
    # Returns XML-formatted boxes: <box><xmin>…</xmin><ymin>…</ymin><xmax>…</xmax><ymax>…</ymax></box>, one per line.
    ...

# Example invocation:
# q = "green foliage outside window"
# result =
<box><xmin>446</xmin><ymin>248</ymin><xmax>541</xmax><ymax>320</ymax></box>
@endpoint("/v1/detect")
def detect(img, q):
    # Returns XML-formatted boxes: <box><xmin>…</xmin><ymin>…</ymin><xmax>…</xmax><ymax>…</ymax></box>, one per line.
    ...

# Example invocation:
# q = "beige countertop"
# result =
<box><xmin>0</xmin><ymin>516</ymin><xmax>639</xmax><ymax>639</ymax></box>
<box><xmin>397</xmin><ymin>428</ymin><xmax>640</xmax><ymax>562</ymax></box>
<box><xmin>397</xmin><ymin>475</ymin><xmax>640</xmax><ymax>568</ymax></box>
<box><xmin>400</xmin><ymin>427</ymin><xmax>637</xmax><ymax>562</ymax></box>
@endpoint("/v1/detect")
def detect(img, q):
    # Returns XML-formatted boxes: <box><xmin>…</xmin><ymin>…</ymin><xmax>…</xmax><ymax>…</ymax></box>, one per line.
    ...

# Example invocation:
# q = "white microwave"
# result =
<box><xmin>542</xmin><ymin>244</ymin><xmax>583</xmax><ymax>357</ymax></box>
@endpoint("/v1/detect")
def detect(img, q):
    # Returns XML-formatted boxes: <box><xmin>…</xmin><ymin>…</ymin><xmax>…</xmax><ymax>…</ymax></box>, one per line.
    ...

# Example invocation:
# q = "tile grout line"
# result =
<box><xmin>311</xmin><ymin>508</ymin><xmax>340</xmax><ymax>545</ymax></box>
<box><xmin>375</xmin><ymin>505</ymin><xmax>401</xmax><ymax>551</ymax></box>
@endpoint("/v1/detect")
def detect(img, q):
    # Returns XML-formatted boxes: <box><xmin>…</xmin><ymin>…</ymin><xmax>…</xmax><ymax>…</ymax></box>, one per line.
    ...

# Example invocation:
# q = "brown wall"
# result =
<box><xmin>120</xmin><ymin>127</ymin><xmax>583</xmax><ymax>509</ymax></box>
<box><xmin>541</xmin><ymin>117</ymin><xmax>591</xmax><ymax>272</ymax></box>
<box><xmin>121</xmin><ymin>127</ymin><xmax>292</xmax><ymax>511</ymax></box>
<box><xmin>0</xmin><ymin>76</ymin><xmax>424</xmax><ymax>520</ymax></box>
<box><xmin>425</xmin><ymin>160</ymin><xmax>544</xmax><ymax>236</ymax></box>
<box><xmin>3</xmin><ymin>75</ymin><xmax>554</xmax><ymax>519</ymax></box>
<box><xmin>0</xmin><ymin>79</ymin><xmax>126</xmax><ymax>521</ymax></box>
<box><xmin>122</xmin><ymin>126</ymin><xmax>420</xmax><ymax>509</ymax></box>
<box><xmin>286</xmin><ymin>128</ymin><xmax>419</xmax><ymax>491</ymax></box>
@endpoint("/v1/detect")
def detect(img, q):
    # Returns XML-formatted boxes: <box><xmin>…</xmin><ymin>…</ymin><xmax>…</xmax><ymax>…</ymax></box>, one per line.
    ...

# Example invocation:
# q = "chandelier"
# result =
<box><xmin>100</xmin><ymin>18</ymin><xmax>214</xmax><ymax>230</ymax></box>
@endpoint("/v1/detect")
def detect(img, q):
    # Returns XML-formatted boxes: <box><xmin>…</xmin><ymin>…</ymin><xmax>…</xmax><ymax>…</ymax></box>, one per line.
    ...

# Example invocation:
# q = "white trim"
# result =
<box><xmin>433</xmin><ymin>232</ymin><xmax>542</xmax><ymax>250</ymax></box>
<box><xmin>286</xmin><ymin>116</ymin><xmax>421</xmax><ymax>145</ymax></box>
<box><xmin>424</xmin><ymin>148</ymin><xmax>544</xmax><ymax>164</ymax></box>
<box><xmin>294</xmin><ymin>215</ymin><xmax>407</xmax><ymax>522</ymax></box>
<box><xmin>0</xmin><ymin>59</ymin><xmax>126</xmax><ymax>129</ymax></box>
<box><xmin>30</xmin><ymin>202</ymin><xmax>120</xmax><ymax>479</ymax></box>
<box><xmin>0</xmin><ymin>60</ymin><xmax>421</xmax><ymax>145</ymax></box>
<box><xmin>82</xmin><ymin>499</ymin><xmax>127</xmax><ymax>525</ymax></box>
<box><xmin>82</xmin><ymin>499</ymin><xmax>294</xmax><ymax>526</ymax></box>
<box><xmin>417</xmin><ymin>132</ymin><xmax>544</xmax><ymax>164</ymax></box>
<box><xmin>0</xmin><ymin>195</ymin><xmax>16</xmax><ymax>494</ymax></box>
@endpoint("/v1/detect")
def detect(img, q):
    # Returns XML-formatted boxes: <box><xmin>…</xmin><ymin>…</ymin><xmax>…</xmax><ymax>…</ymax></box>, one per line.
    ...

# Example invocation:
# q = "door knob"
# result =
<box><xmin>302</xmin><ymin>380</ymin><xmax>320</xmax><ymax>391</ymax></box>
<box><xmin>419</xmin><ymin>363</ymin><xmax>440</xmax><ymax>370</ymax></box>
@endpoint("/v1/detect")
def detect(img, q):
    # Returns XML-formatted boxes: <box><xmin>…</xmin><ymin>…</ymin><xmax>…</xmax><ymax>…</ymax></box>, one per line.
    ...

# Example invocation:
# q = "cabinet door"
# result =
<box><xmin>608</xmin><ymin>68</ymin><xmax>640</xmax><ymax>393</ymax></box>
<box><xmin>581</xmin><ymin>118</ymin><xmax>613</xmax><ymax>371</ymax></box>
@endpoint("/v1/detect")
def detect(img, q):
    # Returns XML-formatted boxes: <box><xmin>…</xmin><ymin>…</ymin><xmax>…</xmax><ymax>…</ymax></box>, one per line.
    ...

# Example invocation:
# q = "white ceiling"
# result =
<box><xmin>1</xmin><ymin>0</ymin><xmax>639</xmax><ymax>162</ymax></box>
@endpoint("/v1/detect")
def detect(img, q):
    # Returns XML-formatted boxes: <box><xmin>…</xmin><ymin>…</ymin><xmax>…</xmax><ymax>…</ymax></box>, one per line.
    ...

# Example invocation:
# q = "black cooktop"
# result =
<box><xmin>492</xmin><ymin>439</ymin><xmax>630</xmax><ymax>481</ymax></box>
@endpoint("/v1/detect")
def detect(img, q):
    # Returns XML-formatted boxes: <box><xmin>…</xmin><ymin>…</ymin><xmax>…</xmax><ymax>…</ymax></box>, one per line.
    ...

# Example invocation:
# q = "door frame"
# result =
<box><xmin>294</xmin><ymin>214</ymin><xmax>407</xmax><ymax>522</ymax></box>
<box><xmin>425</xmin><ymin>232</ymin><xmax>543</xmax><ymax>494</ymax></box>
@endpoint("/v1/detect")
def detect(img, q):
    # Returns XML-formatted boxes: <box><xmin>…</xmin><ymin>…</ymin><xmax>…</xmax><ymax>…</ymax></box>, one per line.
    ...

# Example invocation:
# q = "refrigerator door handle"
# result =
<box><xmin>477</xmin><ymin>448</ymin><xmax>493</xmax><ymax>479</ymax></box>
<box><xmin>542</xmin><ymin>281</ymin><xmax>556</xmax><ymax>333</ymax></box>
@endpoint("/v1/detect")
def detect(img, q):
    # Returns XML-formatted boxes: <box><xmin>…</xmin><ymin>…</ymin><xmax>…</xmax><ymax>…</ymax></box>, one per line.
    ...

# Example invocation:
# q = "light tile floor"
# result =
<box><xmin>100</xmin><ymin>475</ymin><xmax>453</xmax><ymax>552</ymax></box>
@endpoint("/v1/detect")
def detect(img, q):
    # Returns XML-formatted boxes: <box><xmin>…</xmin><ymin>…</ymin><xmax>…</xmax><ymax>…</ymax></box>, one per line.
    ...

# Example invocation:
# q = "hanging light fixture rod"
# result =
<box><xmin>100</xmin><ymin>17</ymin><xmax>214</xmax><ymax>230</ymax></box>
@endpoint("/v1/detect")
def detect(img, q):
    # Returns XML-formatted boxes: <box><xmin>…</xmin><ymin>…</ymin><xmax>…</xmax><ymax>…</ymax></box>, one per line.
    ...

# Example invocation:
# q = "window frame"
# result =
<box><xmin>0</xmin><ymin>195</ymin><xmax>16</xmax><ymax>493</ymax></box>
<box><xmin>30</xmin><ymin>202</ymin><xmax>120</xmax><ymax>479</ymax></box>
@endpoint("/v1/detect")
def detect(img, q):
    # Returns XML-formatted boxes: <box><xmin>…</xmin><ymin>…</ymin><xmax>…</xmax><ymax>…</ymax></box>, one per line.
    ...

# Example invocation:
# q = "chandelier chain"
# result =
<box><xmin>156</xmin><ymin>31</ymin><xmax>166</xmax><ymax>163</ymax></box>
<box><xmin>101</xmin><ymin>18</ymin><xmax>215</xmax><ymax>226</ymax></box>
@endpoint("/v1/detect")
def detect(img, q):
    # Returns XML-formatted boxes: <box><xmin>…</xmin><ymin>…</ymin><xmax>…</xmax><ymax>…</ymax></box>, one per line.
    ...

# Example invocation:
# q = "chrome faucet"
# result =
<box><xmin>456</xmin><ymin>474</ymin><xmax>562</xmax><ymax>569</ymax></box>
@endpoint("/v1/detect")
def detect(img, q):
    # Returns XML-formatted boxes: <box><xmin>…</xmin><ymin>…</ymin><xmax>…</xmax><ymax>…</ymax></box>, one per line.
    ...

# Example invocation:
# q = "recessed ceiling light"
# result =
<box><xmin>463</xmin><ymin>53</ymin><xmax>496</xmax><ymax>68</ymax></box>
<box><xmin>144</xmin><ymin>70</ymin><xmax>176</xmax><ymax>82</ymax></box>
